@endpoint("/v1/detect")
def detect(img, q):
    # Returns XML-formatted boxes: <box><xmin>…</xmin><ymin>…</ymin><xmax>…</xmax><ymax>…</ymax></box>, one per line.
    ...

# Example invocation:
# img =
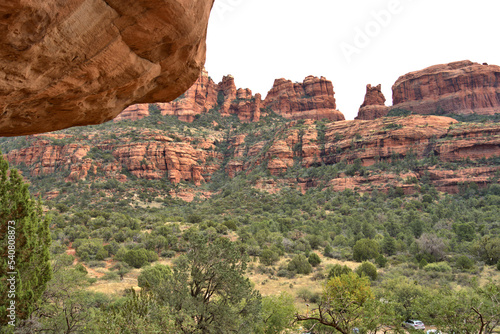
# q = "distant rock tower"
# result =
<box><xmin>355</xmin><ymin>84</ymin><xmax>389</xmax><ymax>120</ymax></box>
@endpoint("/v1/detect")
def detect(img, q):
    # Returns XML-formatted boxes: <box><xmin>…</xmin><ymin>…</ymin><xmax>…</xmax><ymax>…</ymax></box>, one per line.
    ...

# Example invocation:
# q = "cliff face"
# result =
<box><xmin>356</xmin><ymin>84</ymin><xmax>389</xmax><ymax>120</ymax></box>
<box><xmin>224</xmin><ymin>115</ymin><xmax>500</xmax><ymax>193</ymax></box>
<box><xmin>0</xmin><ymin>0</ymin><xmax>214</xmax><ymax>136</ymax></box>
<box><xmin>116</xmin><ymin>73</ymin><xmax>345</xmax><ymax>123</ymax></box>
<box><xmin>263</xmin><ymin>76</ymin><xmax>345</xmax><ymax>121</ymax></box>
<box><xmin>392</xmin><ymin>60</ymin><xmax>500</xmax><ymax>115</ymax></box>
<box><xmin>4</xmin><ymin>115</ymin><xmax>500</xmax><ymax>197</ymax></box>
<box><xmin>5</xmin><ymin>130</ymin><xmax>222</xmax><ymax>186</ymax></box>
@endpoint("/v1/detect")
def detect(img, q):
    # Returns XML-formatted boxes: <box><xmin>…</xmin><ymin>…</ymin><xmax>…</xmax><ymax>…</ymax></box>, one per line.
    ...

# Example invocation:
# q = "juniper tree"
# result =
<box><xmin>0</xmin><ymin>152</ymin><xmax>52</xmax><ymax>325</ymax></box>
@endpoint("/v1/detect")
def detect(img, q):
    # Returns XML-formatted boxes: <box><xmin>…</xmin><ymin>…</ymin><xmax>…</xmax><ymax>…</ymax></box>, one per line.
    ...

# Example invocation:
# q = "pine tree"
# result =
<box><xmin>0</xmin><ymin>151</ymin><xmax>52</xmax><ymax>325</ymax></box>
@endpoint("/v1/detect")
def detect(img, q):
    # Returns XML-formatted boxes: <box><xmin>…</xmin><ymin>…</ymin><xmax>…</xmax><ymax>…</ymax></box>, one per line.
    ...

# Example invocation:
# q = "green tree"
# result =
<box><xmin>356</xmin><ymin>261</ymin><xmax>378</xmax><ymax>281</ymax></box>
<box><xmin>123</xmin><ymin>248</ymin><xmax>158</xmax><ymax>268</ymax></box>
<box><xmin>152</xmin><ymin>235</ymin><xmax>262</xmax><ymax>333</ymax></box>
<box><xmin>382</xmin><ymin>235</ymin><xmax>396</xmax><ymax>256</ymax></box>
<box><xmin>288</xmin><ymin>254</ymin><xmax>313</xmax><ymax>275</ymax></box>
<box><xmin>308</xmin><ymin>252</ymin><xmax>321</xmax><ymax>267</ymax></box>
<box><xmin>261</xmin><ymin>292</ymin><xmax>296</xmax><ymax>334</ymax></box>
<box><xmin>22</xmin><ymin>266</ymin><xmax>108</xmax><ymax>333</ymax></box>
<box><xmin>138</xmin><ymin>264</ymin><xmax>172</xmax><ymax>290</ymax></box>
<box><xmin>296</xmin><ymin>272</ymin><xmax>374</xmax><ymax>334</ymax></box>
<box><xmin>0</xmin><ymin>152</ymin><xmax>52</xmax><ymax>325</ymax></box>
<box><xmin>260</xmin><ymin>248</ymin><xmax>279</xmax><ymax>266</ymax></box>
<box><xmin>352</xmin><ymin>238</ymin><xmax>379</xmax><ymax>262</ymax></box>
<box><xmin>327</xmin><ymin>264</ymin><xmax>352</xmax><ymax>279</ymax></box>
<box><xmin>473</xmin><ymin>236</ymin><xmax>500</xmax><ymax>265</ymax></box>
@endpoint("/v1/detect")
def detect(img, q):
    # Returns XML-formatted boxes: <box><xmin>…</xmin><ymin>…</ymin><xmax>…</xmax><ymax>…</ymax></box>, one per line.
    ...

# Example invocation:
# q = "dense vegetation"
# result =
<box><xmin>0</xmin><ymin>110</ymin><xmax>499</xmax><ymax>333</ymax></box>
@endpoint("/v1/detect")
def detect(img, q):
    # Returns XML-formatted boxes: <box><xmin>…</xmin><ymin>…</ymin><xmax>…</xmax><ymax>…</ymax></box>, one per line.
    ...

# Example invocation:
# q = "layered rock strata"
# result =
<box><xmin>392</xmin><ymin>60</ymin><xmax>500</xmax><ymax>115</ymax></box>
<box><xmin>116</xmin><ymin>73</ymin><xmax>345</xmax><ymax>123</ymax></box>
<box><xmin>263</xmin><ymin>76</ymin><xmax>345</xmax><ymax>121</ymax></box>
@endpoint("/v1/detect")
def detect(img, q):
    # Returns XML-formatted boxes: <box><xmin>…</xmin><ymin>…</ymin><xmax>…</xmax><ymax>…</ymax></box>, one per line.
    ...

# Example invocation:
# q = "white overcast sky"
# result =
<box><xmin>204</xmin><ymin>0</ymin><xmax>500</xmax><ymax>120</ymax></box>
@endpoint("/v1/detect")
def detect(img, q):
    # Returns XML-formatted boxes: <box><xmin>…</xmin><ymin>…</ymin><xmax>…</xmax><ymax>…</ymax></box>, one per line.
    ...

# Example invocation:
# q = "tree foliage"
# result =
<box><xmin>151</xmin><ymin>235</ymin><xmax>261</xmax><ymax>333</ymax></box>
<box><xmin>297</xmin><ymin>272</ymin><xmax>374</xmax><ymax>334</ymax></box>
<box><xmin>0</xmin><ymin>152</ymin><xmax>52</xmax><ymax>325</ymax></box>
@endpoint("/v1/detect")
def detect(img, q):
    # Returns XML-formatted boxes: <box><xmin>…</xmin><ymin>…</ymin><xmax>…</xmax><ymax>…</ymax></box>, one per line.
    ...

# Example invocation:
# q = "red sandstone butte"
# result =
<box><xmin>392</xmin><ymin>60</ymin><xmax>500</xmax><ymax>115</ymax></box>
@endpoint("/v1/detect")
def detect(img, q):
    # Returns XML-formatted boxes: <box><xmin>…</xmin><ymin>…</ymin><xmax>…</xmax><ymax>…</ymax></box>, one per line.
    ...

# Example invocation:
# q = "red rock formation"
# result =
<box><xmin>392</xmin><ymin>60</ymin><xmax>500</xmax><ymax>115</ymax></box>
<box><xmin>159</xmin><ymin>69</ymin><xmax>219</xmax><ymax>122</ymax></box>
<box><xmin>229</xmin><ymin>91</ymin><xmax>262</xmax><ymax>122</ymax></box>
<box><xmin>114</xmin><ymin>105</ymin><xmax>151</xmax><ymax>122</ymax></box>
<box><xmin>356</xmin><ymin>84</ymin><xmax>389</xmax><ymax>120</ymax></box>
<box><xmin>264</xmin><ymin>76</ymin><xmax>345</xmax><ymax>121</ymax></box>
<box><xmin>0</xmin><ymin>0</ymin><xmax>215</xmax><ymax>136</ymax></box>
<box><xmin>4</xmin><ymin>130</ymin><xmax>222</xmax><ymax>185</ymax></box>
<box><xmin>115</xmin><ymin>73</ymin><xmax>345</xmax><ymax>123</ymax></box>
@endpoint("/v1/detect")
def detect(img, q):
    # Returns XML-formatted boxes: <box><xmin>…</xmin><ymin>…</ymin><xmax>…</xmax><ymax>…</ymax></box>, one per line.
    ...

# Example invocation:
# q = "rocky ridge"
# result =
<box><xmin>115</xmin><ymin>72</ymin><xmax>345</xmax><ymax>123</ymax></box>
<box><xmin>5</xmin><ymin>115</ymin><xmax>499</xmax><ymax>199</ymax></box>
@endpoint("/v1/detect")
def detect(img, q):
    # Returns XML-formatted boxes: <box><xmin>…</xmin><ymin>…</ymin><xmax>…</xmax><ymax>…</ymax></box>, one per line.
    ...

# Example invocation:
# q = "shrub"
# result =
<box><xmin>138</xmin><ymin>264</ymin><xmax>172</xmax><ymax>290</ymax></box>
<box><xmin>355</xmin><ymin>261</ymin><xmax>378</xmax><ymax>281</ymax></box>
<box><xmin>101</xmin><ymin>271</ymin><xmax>120</xmax><ymax>281</ymax></box>
<box><xmin>308</xmin><ymin>253</ymin><xmax>321</xmax><ymax>267</ymax></box>
<box><xmin>296</xmin><ymin>288</ymin><xmax>321</xmax><ymax>303</ymax></box>
<box><xmin>323</xmin><ymin>244</ymin><xmax>334</xmax><ymax>258</ymax></box>
<box><xmin>456</xmin><ymin>255</ymin><xmax>474</xmax><ymax>271</ymax></box>
<box><xmin>353</xmin><ymin>239</ymin><xmax>379</xmax><ymax>262</ymax></box>
<box><xmin>124</xmin><ymin>248</ymin><xmax>158</xmax><ymax>268</ymax></box>
<box><xmin>260</xmin><ymin>249</ymin><xmax>280</xmax><ymax>266</ymax></box>
<box><xmin>327</xmin><ymin>264</ymin><xmax>352</xmax><ymax>279</ymax></box>
<box><xmin>423</xmin><ymin>262</ymin><xmax>452</xmax><ymax>273</ymax></box>
<box><xmin>287</xmin><ymin>254</ymin><xmax>312</xmax><ymax>275</ymax></box>
<box><xmin>375</xmin><ymin>254</ymin><xmax>388</xmax><ymax>268</ymax></box>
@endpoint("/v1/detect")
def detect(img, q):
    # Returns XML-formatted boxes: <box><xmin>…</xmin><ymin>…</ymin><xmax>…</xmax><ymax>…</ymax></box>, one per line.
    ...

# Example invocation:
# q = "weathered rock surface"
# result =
<box><xmin>117</xmin><ymin>73</ymin><xmax>345</xmax><ymax>123</ymax></box>
<box><xmin>0</xmin><ymin>0</ymin><xmax>214</xmax><ymax>136</ymax></box>
<box><xmin>4</xmin><ymin>115</ymin><xmax>499</xmax><ymax>198</ymax></box>
<box><xmin>263</xmin><ymin>76</ymin><xmax>345</xmax><ymax>121</ymax></box>
<box><xmin>224</xmin><ymin>115</ymin><xmax>500</xmax><ymax>193</ymax></box>
<box><xmin>356</xmin><ymin>84</ymin><xmax>389</xmax><ymax>120</ymax></box>
<box><xmin>392</xmin><ymin>60</ymin><xmax>500</xmax><ymax>115</ymax></box>
<box><xmin>5</xmin><ymin>129</ymin><xmax>222</xmax><ymax>186</ymax></box>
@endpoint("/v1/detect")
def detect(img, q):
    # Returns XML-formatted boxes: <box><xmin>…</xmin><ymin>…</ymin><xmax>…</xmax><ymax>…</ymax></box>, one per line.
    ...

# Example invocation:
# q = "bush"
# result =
<box><xmin>101</xmin><ymin>271</ymin><xmax>120</xmax><ymax>281</ymax></box>
<box><xmin>323</xmin><ymin>244</ymin><xmax>334</xmax><ymax>258</ymax></box>
<box><xmin>355</xmin><ymin>261</ymin><xmax>378</xmax><ymax>281</ymax></box>
<box><xmin>138</xmin><ymin>264</ymin><xmax>172</xmax><ymax>290</ymax></box>
<box><xmin>260</xmin><ymin>249</ymin><xmax>280</xmax><ymax>266</ymax></box>
<box><xmin>287</xmin><ymin>254</ymin><xmax>312</xmax><ymax>275</ymax></box>
<box><xmin>456</xmin><ymin>255</ymin><xmax>474</xmax><ymax>271</ymax></box>
<box><xmin>353</xmin><ymin>239</ymin><xmax>379</xmax><ymax>262</ymax></box>
<box><xmin>423</xmin><ymin>262</ymin><xmax>452</xmax><ymax>272</ymax></box>
<box><xmin>308</xmin><ymin>253</ymin><xmax>321</xmax><ymax>267</ymax></box>
<box><xmin>123</xmin><ymin>248</ymin><xmax>158</xmax><ymax>268</ymax></box>
<box><xmin>375</xmin><ymin>254</ymin><xmax>388</xmax><ymax>268</ymax></box>
<box><xmin>296</xmin><ymin>288</ymin><xmax>321</xmax><ymax>303</ymax></box>
<box><xmin>327</xmin><ymin>264</ymin><xmax>352</xmax><ymax>279</ymax></box>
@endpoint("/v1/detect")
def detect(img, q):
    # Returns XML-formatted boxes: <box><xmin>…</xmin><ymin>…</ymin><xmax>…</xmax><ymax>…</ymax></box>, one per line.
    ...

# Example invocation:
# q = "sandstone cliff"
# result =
<box><xmin>356</xmin><ymin>84</ymin><xmax>389</xmax><ymax>120</ymax></box>
<box><xmin>263</xmin><ymin>76</ymin><xmax>345</xmax><ymax>121</ymax></box>
<box><xmin>116</xmin><ymin>73</ymin><xmax>345</xmax><ymax>123</ymax></box>
<box><xmin>0</xmin><ymin>0</ymin><xmax>214</xmax><ymax>136</ymax></box>
<box><xmin>392</xmin><ymin>60</ymin><xmax>500</xmax><ymax>115</ymax></box>
<box><xmin>4</xmin><ymin>115</ymin><xmax>500</xmax><ymax>197</ymax></box>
